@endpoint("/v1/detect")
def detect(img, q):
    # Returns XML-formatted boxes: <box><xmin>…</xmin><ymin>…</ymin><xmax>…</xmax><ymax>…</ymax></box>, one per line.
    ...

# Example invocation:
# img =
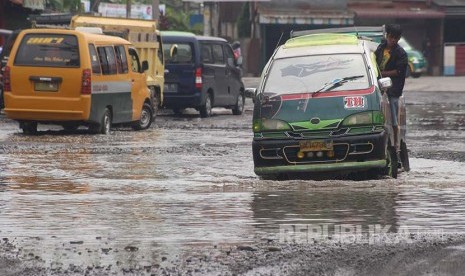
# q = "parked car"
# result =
<box><xmin>161</xmin><ymin>31</ymin><xmax>244</xmax><ymax>117</ymax></box>
<box><xmin>3</xmin><ymin>28</ymin><xmax>154</xmax><ymax>134</ymax></box>
<box><xmin>247</xmin><ymin>33</ymin><xmax>410</xmax><ymax>180</ymax></box>
<box><xmin>398</xmin><ymin>37</ymin><xmax>427</xmax><ymax>78</ymax></box>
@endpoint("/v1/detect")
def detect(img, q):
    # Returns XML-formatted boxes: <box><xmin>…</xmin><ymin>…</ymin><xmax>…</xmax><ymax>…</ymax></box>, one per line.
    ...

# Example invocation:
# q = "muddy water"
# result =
<box><xmin>0</xmin><ymin>91</ymin><xmax>465</xmax><ymax>267</ymax></box>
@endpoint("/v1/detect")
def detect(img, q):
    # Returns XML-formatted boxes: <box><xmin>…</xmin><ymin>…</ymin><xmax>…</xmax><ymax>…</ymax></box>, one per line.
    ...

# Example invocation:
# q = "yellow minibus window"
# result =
<box><xmin>97</xmin><ymin>46</ymin><xmax>117</xmax><ymax>75</ymax></box>
<box><xmin>128</xmin><ymin>48</ymin><xmax>140</xmax><ymax>73</ymax></box>
<box><xmin>89</xmin><ymin>44</ymin><xmax>101</xmax><ymax>74</ymax></box>
<box><xmin>114</xmin><ymin>45</ymin><xmax>128</xmax><ymax>74</ymax></box>
<box><xmin>14</xmin><ymin>33</ymin><xmax>79</xmax><ymax>67</ymax></box>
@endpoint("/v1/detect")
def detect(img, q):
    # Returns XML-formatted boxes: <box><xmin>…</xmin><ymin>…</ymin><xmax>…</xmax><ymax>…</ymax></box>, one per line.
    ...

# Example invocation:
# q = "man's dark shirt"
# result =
<box><xmin>375</xmin><ymin>41</ymin><xmax>408</xmax><ymax>97</ymax></box>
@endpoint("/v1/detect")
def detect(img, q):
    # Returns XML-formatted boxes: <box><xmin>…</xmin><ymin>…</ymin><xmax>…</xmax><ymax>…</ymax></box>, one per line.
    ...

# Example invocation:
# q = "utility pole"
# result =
<box><xmin>152</xmin><ymin>0</ymin><xmax>160</xmax><ymax>20</ymax></box>
<box><xmin>126</xmin><ymin>0</ymin><xmax>131</xmax><ymax>18</ymax></box>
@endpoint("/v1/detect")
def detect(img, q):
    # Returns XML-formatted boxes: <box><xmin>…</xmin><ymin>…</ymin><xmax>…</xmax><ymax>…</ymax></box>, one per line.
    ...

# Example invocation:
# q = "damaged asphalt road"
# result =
<box><xmin>1</xmin><ymin>87</ymin><xmax>465</xmax><ymax>275</ymax></box>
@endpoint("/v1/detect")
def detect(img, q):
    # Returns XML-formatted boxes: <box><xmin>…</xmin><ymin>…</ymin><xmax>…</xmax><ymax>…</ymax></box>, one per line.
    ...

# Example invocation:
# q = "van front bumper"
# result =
<box><xmin>253</xmin><ymin>131</ymin><xmax>388</xmax><ymax>176</ymax></box>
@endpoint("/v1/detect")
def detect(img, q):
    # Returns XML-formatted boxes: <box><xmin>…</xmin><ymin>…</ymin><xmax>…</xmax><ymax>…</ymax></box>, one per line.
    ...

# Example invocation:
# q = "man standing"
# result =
<box><xmin>375</xmin><ymin>24</ymin><xmax>408</xmax><ymax>152</ymax></box>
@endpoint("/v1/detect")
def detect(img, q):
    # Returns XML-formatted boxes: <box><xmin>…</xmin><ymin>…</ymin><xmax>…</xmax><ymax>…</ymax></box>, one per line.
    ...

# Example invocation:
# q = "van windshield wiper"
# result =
<box><xmin>315</xmin><ymin>75</ymin><xmax>364</xmax><ymax>93</ymax></box>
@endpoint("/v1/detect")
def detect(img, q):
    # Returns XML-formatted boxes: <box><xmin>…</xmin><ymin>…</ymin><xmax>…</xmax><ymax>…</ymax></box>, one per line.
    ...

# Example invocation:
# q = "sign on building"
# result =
<box><xmin>24</xmin><ymin>0</ymin><xmax>45</xmax><ymax>10</ymax></box>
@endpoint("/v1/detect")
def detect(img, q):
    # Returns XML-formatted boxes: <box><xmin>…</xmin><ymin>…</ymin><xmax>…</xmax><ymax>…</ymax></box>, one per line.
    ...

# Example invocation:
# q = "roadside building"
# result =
<box><xmin>349</xmin><ymin>0</ymin><xmax>444</xmax><ymax>76</ymax></box>
<box><xmin>436</xmin><ymin>0</ymin><xmax>465</xmax><ymax>75</ymax></box>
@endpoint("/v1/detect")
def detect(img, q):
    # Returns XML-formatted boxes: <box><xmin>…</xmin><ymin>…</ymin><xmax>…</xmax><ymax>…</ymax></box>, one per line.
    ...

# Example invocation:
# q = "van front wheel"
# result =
<box><xmin>133</xmin><ymin>103</ymin><xmax>153</xmax><ymax>130</ymax></box>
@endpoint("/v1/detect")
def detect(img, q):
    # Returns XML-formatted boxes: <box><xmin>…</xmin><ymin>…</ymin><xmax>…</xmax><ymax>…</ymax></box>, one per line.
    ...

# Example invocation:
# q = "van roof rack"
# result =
<box><xmin>291</xmin><ymin>26</ymin><xmax>385</xmax><ymax>38</ymax></box>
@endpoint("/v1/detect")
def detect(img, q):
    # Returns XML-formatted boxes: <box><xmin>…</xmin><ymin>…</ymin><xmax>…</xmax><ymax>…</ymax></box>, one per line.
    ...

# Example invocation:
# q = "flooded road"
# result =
<box><xmin>0</xmin><ymin>90</ymin><xmax>465</xmax><ymax>274</ymax></box>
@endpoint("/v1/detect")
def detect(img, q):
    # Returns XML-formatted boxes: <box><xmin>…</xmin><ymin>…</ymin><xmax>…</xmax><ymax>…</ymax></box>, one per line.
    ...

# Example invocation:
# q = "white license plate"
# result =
<box><xmin>35</xmin><ymin>82</ymin><xmax>58</xmax><ymax>92</ymax></box>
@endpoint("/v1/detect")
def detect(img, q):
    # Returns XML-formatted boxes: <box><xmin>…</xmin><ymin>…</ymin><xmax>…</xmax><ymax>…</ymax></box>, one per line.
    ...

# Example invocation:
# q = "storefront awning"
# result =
<box><xmin>258</xmin><ymin>9</ymin><xmax>354</xmax><ymax>25</ymax></box>
<box><xmin>351</xmin><ymin>7</ymin><xmax>444</xmax><ymax>19</ymax></box>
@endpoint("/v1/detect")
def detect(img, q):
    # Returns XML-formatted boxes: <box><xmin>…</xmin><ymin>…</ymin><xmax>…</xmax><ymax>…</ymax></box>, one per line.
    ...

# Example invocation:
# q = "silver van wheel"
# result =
<box><xmin>232</xmin><ymin>93</ymin><xmax>244</xmax><ymax>115</ymax></box>
<box><xmin>200</xmin><ymin>94</ymin><xmax>212</xmax><ymax>118</ymax></box>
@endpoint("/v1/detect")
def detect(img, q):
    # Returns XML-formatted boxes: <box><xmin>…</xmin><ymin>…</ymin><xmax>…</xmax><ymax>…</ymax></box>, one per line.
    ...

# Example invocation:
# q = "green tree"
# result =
<box><xmin>48</xmin><ymin>0</ymin><xmax>82</xmax><ymax>13</ymax></box>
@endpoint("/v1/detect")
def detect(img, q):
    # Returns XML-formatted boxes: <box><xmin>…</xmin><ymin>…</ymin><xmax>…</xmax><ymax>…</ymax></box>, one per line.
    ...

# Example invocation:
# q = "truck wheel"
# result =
<box><xmin>150</xmin><ymin>87</ymin><xmax>159</xmax><ymax>119</ymax></box>
<box><xmin>232</xmin><ymin>93</ymin><xmax>244</xmax><ymax>115</ymax></box>
<box><xmin>173</xmin><ymin>108</ymin><xmax>184</xmax><ymax>115</ymax></box>
<box><xmin>200</xmin><ymin>93</ymin><xmax>212</xmax><ymax>118</ymax></box>
<box><xmin>133</xmin><ymin>103</ymin><xmax>153</xmax><ymax>130</ymax></box>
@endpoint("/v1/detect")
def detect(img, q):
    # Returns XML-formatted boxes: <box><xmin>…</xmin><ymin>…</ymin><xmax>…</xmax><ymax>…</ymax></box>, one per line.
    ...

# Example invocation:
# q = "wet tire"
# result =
<box><xmin>173</xmin><ymin>108</ymin><xmax>184</xmax><ymax>115</ymax></box>
<box><xmin>232</xmin><ymin>93</ymin><xmax>244</xmax><ymax>115</ymax></box>
<box><xmin>90</xmin><ymin>108</ymin><xmax>111</xmax><ymax>134</ymax></box>
<box><xmin>384</xmin><ymin>145</ymin><xmax>398</xmax><ymax>179</ymax></box>
<box><xmin>21</xmin><ymin>122</ymin><xmax>37</xmax><ymax>135</ymax></box>
<box><xmin>132</xmin><ymin>103</ymin><xmax>153</xmax><ymax>130</ymax></box>
<box><xmin>200</xmin><ymin>93</ymin><xmax>212</xmax><ymax>118</ymax></box>
<box><xmin>400</xmin><ymin>140</ymin><xmax>410</xmax><ymax>172</ymax></box>
<box><xmin>260</xmin><ymin>174</ymin><xmax>278</xmax><ymax>180</ymax></box>
<box><xmin>151</xmin><ymin>87</ymin><xmax>160</xmax><ymax>119</ymax></box>
<box><xmin>62</xmin><ymin>123</ymin><xmax>79</xmax><ymax>132</ymax></box>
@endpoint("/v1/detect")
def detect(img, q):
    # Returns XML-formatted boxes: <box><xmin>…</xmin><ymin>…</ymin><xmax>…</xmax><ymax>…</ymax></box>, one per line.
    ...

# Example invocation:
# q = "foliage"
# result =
<box><xmin>47</xmin><ymin>0</ymin><xmax>83</xmax><ymax>13</ymax></box>
<box><xmin>44</xmin><ymin>0</ymin><xmax>202</xmax><ymax>34</ymax></box>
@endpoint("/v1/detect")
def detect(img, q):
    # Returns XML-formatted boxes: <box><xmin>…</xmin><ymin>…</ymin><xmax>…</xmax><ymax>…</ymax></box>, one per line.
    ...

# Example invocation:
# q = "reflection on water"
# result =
<box><xmin>251</xmin><ymin>190</ymin><xmax>399</xmax><ymax>237</ymax></box>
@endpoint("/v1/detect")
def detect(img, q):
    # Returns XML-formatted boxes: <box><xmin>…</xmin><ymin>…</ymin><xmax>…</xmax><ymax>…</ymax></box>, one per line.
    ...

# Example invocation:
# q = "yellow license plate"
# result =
<box><xmin>35</xmin><ymin>82</ymin><xmax>58</xmax><ymax>92</ymax></box>
<box><xmin>299</xmin><ymin>140</ymin><xmax>333</xmax><ymax>151</ymax></box>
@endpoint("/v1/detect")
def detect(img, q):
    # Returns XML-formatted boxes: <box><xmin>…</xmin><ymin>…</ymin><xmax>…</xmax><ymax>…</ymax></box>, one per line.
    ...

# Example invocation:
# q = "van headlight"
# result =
<box><xmin>342</xmin><ymin>111</ymin><xmax>383</xmax><ymax>126</ymax></box>
<box><xmin>253</xmin><ymin>118</ymin><xmax>291</xmax><ymax>132</ymax></box>
<box><xmin>409</xmin><ymin>56</ymin><xmax>419</xmax><ymax>64</ymax></box>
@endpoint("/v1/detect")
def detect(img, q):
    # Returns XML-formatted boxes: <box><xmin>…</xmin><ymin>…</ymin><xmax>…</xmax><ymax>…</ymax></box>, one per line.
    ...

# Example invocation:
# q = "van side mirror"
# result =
<box><xmin>141</xmin><ymin>60</ymin><xmax>149</xmax><ymax>72</ymax></box>
<box><xmin>244</xmin><ymin>88</ymin><xmax>256</xmax><ymax>98</ymax></box>
<box><xmin>378</xmin><ymin>77</ymin><xmax>392</xmax><ymax>92</ymax></box>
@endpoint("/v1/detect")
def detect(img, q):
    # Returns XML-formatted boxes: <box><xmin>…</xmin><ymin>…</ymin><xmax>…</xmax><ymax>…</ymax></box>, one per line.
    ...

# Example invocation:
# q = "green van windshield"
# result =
<box><xmin>264</xmin><ymin>53</ymin><xmax>370</xmax><ymax>95</ymax></box>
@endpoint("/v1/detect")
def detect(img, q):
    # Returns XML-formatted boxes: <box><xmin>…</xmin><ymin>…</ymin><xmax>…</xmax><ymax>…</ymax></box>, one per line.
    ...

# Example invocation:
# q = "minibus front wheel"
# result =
<box><xmin>132</xmin><ymin>103</ymin><xmax>153</xmax><ymax>130</ymax></box>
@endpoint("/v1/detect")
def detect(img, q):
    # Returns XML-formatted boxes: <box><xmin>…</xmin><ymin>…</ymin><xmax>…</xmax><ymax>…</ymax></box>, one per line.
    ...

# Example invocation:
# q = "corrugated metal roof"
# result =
<box><xmin>433</xmin><ymin>0</ymin><xmax>465</xmax><ymax>7</ymax></box>
<box><xmin>351</xmin><ymin>7</ymin><xmax>445</xmax><ymax>19</ymax></box>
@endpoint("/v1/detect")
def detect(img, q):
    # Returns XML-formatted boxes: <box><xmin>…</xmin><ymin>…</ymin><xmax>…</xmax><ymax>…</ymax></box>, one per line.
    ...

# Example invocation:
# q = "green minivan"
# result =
<box><xmin>248</xmin><ymin>33</ymin><xmax>410</xmax><ymax>179</ymax></box>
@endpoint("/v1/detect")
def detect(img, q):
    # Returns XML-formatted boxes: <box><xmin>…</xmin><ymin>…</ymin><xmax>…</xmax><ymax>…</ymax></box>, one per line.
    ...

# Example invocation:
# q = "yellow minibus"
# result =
<box><xmin>3</xmin><ymin>28</ymin><xmax>154</xmax><ymax>134</ymax></box>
